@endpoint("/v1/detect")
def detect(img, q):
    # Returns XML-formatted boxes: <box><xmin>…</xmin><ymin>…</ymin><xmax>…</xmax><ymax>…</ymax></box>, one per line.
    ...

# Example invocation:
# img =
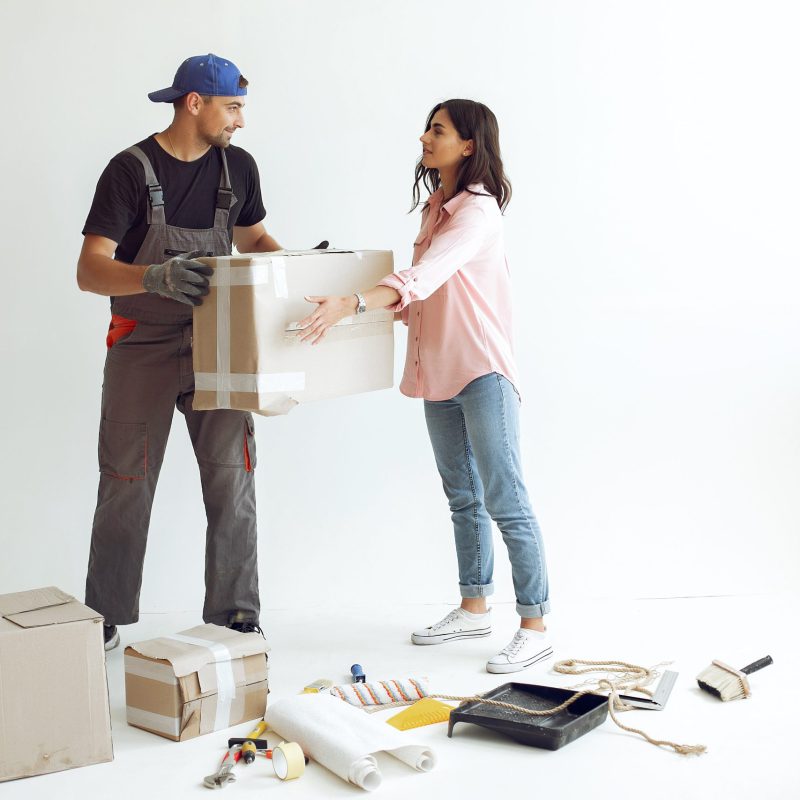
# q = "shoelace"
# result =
<box><xmin>430</xmin><ymin>610</ymin><xmax>461</xmax><ymax>631</ymax></box>
<box><xmin>229</xmin><ymin>621</ymin><xmax>265</xmax><ymax>638</ymax></box>
<box><xmin>501</xmin><ymin>630</ymin><xmax>528</xmax><ymax>657</ymax></box>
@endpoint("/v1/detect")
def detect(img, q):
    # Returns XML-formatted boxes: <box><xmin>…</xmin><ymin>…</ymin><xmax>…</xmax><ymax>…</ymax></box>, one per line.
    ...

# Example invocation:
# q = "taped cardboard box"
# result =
<box><xmin>192</xmin><ymin>249</ymin><xmax>395</xmax><ymax>415</ymax></box>
<box><xmin>0</xmin><ymin>586</ymin><xmax>113</xmax><ymax>782</ymax></box>
<box><xmin>125</xmin><ymin>623</ymin><xmax>269</xmax><ymax>742</ymax></box>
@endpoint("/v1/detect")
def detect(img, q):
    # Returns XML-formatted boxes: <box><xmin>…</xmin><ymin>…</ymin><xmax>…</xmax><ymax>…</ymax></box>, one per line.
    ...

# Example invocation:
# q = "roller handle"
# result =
<box><xmin>350</xmin><ymin>663</ymin><xmax>365</xmax><ymax>683</ymax></box>
<box><xmin>740</xmin><ymin>655</ymin><xmax>773</xmax><ymax>675</ymax></box>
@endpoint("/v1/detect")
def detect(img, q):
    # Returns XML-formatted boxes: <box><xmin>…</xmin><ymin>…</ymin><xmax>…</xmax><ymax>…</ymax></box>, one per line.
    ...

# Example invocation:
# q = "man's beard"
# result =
<box><xmin>204</xmin><ymin>131</ymin><xmax>232</xmax><ymax>149</ymax></box>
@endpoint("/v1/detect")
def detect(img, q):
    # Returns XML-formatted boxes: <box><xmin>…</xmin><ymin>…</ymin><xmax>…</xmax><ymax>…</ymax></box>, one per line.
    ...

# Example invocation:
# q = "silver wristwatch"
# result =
<box><xmin>354</xmin><ymin>292</ymin><xmax>367</xmax><ymax>314</ymax></box>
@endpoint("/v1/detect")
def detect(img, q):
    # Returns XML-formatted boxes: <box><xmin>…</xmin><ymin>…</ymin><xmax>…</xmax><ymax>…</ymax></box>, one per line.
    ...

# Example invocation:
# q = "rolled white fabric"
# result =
<box><xmin>264</xmin><ymin>692</ymin><xmax>436</xmax><ymax>791</ymax></box>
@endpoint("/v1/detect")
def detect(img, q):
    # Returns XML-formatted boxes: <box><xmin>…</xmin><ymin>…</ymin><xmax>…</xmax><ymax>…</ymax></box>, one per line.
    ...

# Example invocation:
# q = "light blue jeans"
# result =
<box><xmin>424</xmin><ymin>373</ymin><xmax>550</xmax><ymax>618</ymax></box>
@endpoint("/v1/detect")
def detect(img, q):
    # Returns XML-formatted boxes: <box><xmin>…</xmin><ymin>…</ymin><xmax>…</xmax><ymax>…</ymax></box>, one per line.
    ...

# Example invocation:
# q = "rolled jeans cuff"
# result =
<box><xmin>516</xmin><ymin>600</ymin><xmax>551</xmax><ymax>618</ymax></box>
<box><xmin>459</xmin><ymin>581</ymin><xmax>495</xmax><ymax>599</ymax></box>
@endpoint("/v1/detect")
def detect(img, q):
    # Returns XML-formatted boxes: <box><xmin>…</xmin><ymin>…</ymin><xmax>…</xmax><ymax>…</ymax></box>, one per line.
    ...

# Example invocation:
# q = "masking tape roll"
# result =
<box><xmin>272</xmin><ymin>741</ymin><xmax>305</xmax><ymax>781</ymax></box>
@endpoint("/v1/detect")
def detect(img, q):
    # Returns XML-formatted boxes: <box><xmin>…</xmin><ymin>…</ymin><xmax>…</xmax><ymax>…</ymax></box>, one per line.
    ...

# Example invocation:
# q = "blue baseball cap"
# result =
<box><xmin>148</xmin><ymin>54</ymin><xmax>247</xmax><ymax>103</ymax></box>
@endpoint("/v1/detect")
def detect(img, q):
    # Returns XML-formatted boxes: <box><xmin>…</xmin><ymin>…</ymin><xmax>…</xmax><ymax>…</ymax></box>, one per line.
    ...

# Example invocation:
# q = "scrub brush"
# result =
<box><xmin>696</xmin><ymin>655</ymin><xmax>773</xmax><ymax>701</ymax></box>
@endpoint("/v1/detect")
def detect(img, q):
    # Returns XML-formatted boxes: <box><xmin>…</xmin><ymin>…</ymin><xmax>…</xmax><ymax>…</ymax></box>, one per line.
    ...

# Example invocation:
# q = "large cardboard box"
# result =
<box><xmin>0</xmin><ymin>587</ymin><xmax>113</xmax><ymax>782</ymax></box>
<box><xmin>192</xmin><ymin>249</ymin><xmax>395</xmax><ymax>415</ymax></box>
<box><xmin>125</xmin><ymin>624</ymin><xmax>269</xmax><ymax>742</ymax></box>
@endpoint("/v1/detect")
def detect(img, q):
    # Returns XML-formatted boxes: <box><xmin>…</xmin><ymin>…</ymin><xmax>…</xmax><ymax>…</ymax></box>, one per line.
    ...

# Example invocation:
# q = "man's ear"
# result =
<box><xmin>186</xmin><ymin>91</ymin><xmax>203</xmax><ymax>116</ymax></box>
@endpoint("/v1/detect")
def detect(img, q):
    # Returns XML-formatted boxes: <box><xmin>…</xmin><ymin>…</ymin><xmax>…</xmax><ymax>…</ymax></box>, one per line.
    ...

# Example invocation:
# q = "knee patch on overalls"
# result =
<box><xmin>99</xmin><ymin>419</ymin><xmax>147</xmax><ymax>480</ymax></box>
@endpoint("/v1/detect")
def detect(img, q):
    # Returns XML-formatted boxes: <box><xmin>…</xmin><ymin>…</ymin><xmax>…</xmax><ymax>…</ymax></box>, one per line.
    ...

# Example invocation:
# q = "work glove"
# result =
<box><xmin>142</xmin><ymin>250</ymin><xmax>214</xmax><ymax>306</ymax></box>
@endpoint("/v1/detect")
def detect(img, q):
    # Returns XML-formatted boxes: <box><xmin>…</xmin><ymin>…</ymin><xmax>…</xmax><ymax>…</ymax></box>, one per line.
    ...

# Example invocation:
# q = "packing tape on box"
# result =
<box><xmin>164</xmin><ymin>634</ymin><xmax>236</xmax><ymax>732</ymax></box>
<box><xmin>215</xmin><ymin>259</ymin><xmax>232</xmax><ymax>408</ymax></box>
<box><xmin>124</xmin><ymin>654</ymin><xmax>179</xmax><ymax>686</ymax></box>
<box><xmin>208</xmin><ymin>262</ymin><xmax>270</xmax><ymax>287</ymax></box>
<box><xmin>126</xmin><ymin>706</ymin><xmax>182</xmax><ymax>738</ymax></box>
<box><xmin>195</xmin><ymin>372</ymin><xmax>306</xmax><ymax>394</ymax></box>
<box><xmin>272</xmin><ymin>256</ymin><xmax>288</xmax><ymax>298</ymax></box>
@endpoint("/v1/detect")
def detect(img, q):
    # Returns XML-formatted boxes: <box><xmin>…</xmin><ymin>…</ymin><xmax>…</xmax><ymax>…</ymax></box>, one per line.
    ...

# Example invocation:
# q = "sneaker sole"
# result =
<box><xmin>411</xmin><ymin>628</ymin><xmax>491</xmax><ymax>646</ymax></box>
<box><xmin>486</xmin><ymin>646</ymin><xmax>553</xmax><ymax>673</ymax></box>
<box><xmin>104</xmin><ymin>631</ymin><xmax>120</xmax><ymax>652</ymax></box>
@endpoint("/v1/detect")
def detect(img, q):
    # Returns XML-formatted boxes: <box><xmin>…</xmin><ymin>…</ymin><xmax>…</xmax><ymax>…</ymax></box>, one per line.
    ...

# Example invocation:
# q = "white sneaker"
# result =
<box><xmin>411</xmin><ymin>608</ymin><xmax>492</xmax><ymax>645</ymax></box>
<box><xmin>486</xmin><ymin>628</ymin><xmax>552</xmax><ymax>673</ymax></box>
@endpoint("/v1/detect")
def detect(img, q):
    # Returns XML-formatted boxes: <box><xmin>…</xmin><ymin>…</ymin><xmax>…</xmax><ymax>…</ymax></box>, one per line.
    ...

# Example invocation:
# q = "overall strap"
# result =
<box><xmin>214</xmin><ymin>148</ymin><xmax>237</xmax><ymax>230</ymax></box>
<box><xmin>126</xmin><ymin>145</ymin><xmax>166</xmax><ymax>226</ymax></box>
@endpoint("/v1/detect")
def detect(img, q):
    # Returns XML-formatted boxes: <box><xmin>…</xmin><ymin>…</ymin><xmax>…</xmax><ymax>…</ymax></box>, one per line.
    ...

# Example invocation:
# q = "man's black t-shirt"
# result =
<box><xmin>82</xmin><ymin>135</ymin><xmax>266</xmax><ymax>263</ymax></box>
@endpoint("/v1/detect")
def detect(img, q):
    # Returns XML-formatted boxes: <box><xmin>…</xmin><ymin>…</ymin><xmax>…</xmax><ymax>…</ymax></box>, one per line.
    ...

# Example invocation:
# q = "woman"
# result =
<box><xmin>298</xmin><ymin>99</ymin><xmax>550</xmax><ymax>673</ymax></box>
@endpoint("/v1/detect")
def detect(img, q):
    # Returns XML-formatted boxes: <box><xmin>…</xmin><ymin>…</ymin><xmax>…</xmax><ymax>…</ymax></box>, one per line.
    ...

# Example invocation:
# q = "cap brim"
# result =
<box><xmin>148</xmin><ymin>87</ymin><xmax>185</xmax><ymax>103</ymax></box>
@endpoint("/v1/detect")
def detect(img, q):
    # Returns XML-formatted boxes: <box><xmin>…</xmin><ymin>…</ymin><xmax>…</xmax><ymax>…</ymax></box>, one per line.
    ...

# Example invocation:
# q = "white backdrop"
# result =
<box><xmin>1</xmin><ymin>0</ymin><xmax>798</xmax><ymax>615</ymax></box>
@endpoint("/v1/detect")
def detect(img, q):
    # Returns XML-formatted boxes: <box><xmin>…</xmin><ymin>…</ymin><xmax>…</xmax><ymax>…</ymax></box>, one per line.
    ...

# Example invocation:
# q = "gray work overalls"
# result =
<box><xmin>85</xmin><ymin>144</ymin><xmax>259</xmax><ymax>627</ymax></box>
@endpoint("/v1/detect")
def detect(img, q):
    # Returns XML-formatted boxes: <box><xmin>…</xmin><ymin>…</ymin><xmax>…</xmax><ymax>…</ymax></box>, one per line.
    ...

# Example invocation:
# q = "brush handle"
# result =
<box><xmin>740</xmin><ymin>655</ymin><xmax>773</xmax><ymax>675</ymax></box>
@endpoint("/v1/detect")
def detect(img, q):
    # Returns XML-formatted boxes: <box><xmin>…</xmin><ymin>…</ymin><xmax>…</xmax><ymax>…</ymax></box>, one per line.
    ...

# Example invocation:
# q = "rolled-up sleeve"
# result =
<box><xmin>378</xmin><ymin>204</ymin><xmax>490</xmax><ymax>311</ymax></box>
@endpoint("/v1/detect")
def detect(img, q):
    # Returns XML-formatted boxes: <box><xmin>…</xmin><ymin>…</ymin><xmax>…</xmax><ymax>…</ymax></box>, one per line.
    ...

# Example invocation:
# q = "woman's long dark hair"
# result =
<box><xmin>411</xmin><ymin>99</ymin><xmax>512</xmax><ymax>212</ymax></box>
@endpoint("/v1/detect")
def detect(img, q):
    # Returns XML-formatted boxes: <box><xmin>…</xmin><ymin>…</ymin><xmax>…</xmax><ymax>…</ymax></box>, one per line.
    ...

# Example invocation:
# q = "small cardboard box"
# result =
<box><xmin>192</xmin><ymin>249</ymin><xmax>395</xmax><ymax>415</ymax></box>
<box><xmin>0</xmin><ymin>586</ymin><xmax>113</xmax><ymax>782</ymax></box>
<box><xmin>125</xmin><ymin>624</ymin><xmax>269</xmax><ymax>742</ymax></box>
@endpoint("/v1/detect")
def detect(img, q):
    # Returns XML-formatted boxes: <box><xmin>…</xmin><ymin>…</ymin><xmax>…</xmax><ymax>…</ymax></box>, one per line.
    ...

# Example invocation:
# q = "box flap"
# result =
<box><xmin>128</xmin><ymin>623</ymin><xmax>269</xmax><ymax>678</ymax></box>
<box><xmin>0</xmin><ymin>586</ymin><xmax>77</xmax><ymax>619</ymax></box>
<box><xmin>5</xmin><ymin>602</ymin><xmax>102</xmax><ymax>629</ymax></box>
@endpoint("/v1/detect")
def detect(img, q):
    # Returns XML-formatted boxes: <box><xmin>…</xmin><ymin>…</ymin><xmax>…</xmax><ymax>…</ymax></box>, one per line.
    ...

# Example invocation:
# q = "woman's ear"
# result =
<box><xmin>462</xmin><ymin>140</ymin><xmax>474</xmax><ymax>157</ymax></box>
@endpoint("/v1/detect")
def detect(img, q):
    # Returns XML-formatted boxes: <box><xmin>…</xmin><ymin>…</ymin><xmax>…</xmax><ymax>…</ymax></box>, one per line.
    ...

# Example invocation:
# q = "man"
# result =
<box><xmin>78</xmin><ymin>54</ymin><xmax>282</xmax><ymax>650</ymax></box>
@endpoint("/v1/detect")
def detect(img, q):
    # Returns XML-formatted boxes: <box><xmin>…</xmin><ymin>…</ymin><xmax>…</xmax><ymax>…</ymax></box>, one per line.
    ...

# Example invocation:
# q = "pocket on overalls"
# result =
<box><xmin>99</xmin><ymin>419</ymin><xmax>147</xmax><ymax>480</ymax></box>
<box><xmin>163</xmin><ymin>248</ymin><xmax>214</xmax><ymax>258</ymax></box>
<box><xmin>244</xmin><ymin>415</ymin><xmax>256</xmax><ymax>472</ymax></box>
<box><xmin>106</xmin><ymin>315</ymin><xmax>138</xmax><ymax>349</ymax></box>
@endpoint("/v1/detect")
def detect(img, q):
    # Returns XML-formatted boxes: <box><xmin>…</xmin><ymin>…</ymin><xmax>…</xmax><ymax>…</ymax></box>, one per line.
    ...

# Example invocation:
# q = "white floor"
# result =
<box><xmin>6</xmin><ymin>594</ymin><xmax>797</xmax><ymax>800</ymax></box>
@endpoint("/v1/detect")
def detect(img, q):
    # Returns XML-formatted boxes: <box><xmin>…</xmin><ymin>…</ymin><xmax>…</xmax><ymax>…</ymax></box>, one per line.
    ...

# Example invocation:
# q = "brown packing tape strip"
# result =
<box><xmin>125</xmin><ymin>672</ymin><xmax>182</xmax><ymax>718</ymax></box>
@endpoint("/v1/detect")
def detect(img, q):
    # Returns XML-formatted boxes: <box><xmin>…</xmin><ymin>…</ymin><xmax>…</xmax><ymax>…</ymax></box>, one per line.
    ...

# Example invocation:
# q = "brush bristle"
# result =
<box><xmin>696</xmin><ymin>663</ymin><xmax>747</xmax><ymax>701</ymax></box>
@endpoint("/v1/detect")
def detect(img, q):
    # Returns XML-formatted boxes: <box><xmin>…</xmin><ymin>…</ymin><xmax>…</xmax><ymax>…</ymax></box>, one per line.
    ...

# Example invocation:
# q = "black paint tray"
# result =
<box><xmin>447</xmin><ymin>683</ymin><xmax>608</xmax><ymax>750</ymax></box>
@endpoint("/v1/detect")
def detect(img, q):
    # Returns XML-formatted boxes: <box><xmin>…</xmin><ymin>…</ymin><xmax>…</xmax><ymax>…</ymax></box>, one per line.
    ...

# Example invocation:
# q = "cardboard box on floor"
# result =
<box><xmin>192</xmin><ymin>249</ymin><xmax>395</xmax><ymax>415</ymax></box>
<box><xmin>125</xmin><ymin>624</ymin><xmax>269</xmax><ymax>742</ymax></box>
<box><xmin>0</xmin><ymin>586</ymin><xmax>113</xmax><ymax>782</ymax></box>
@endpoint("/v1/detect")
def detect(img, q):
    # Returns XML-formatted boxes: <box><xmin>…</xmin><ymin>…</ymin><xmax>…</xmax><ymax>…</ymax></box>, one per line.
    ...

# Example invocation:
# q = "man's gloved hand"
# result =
<box><xmin>142</xmin><ymin>250</ymin><xmax>214</xmax><ymax>306</ymax></box>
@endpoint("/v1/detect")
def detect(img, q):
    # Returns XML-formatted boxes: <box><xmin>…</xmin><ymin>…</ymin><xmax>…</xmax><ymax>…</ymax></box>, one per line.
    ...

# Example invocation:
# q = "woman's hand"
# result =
<box><xmin>296</xmin><ymin>294</ymin><xmax>357</xmax><ymax>345</ymax></box>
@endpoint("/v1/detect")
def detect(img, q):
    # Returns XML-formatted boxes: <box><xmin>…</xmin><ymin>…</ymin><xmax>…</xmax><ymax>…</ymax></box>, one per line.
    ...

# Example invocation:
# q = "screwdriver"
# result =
<box><xmin>232</xmin><ymin>720</ymin><xmax>267</xmax><ymax>765</ymax></box>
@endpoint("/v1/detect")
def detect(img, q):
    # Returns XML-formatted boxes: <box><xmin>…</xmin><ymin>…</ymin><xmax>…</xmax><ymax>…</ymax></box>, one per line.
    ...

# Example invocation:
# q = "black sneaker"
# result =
<box><xmin>226</xmin><ymin>614</ymin><xmax>264</xmax><ymax>638</ymax></box>
<box><xmin>104</xmin><ymin>624</ymin><xmax>120</xmax><ymax>651</ymax></box>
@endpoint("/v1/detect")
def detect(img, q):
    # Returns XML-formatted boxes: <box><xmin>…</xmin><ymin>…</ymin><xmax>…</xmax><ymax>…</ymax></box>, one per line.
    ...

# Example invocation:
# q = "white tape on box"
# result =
<box><xmin>126</xmin><ymin>707</ymin><xmax>182</xmax><ymax>738</ymax></box>
<box><xmin>209</xmin><ymin>263</ymin><xmax>270</xmax><ymax>287</ymax></box>
<box><xmin>272</xmin><ymin>256</ymin><xmax>288</xmax><ymax>298</ymax></box>
<box><xmin>164</xmin><ymin>634</ymin><xmax>236</xmax><ymax>732</ymax></box>
<box><xmin>195</xmin><ymin>372</ymin><xmax>306</xmax><ymax>394</ymax></box>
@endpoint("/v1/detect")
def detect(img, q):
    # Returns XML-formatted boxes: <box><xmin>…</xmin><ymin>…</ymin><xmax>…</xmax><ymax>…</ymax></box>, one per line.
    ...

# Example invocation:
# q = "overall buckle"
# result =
<box><xmin>216</xmin><ymin>188</ymin><xmax>233</xmax><ymax>210</ymax></box>
<box><xmin>148</xmin><ymin>184</ymin><xmax>164</xmax><ymax>207</ymax></box>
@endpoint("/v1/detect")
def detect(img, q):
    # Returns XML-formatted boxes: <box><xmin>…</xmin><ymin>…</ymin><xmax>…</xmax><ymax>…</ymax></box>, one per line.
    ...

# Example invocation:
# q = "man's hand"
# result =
<box><xmin>142</xmin><ymin>251</ymin><xmax>214</xmax><ymax>306</ymax></box>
